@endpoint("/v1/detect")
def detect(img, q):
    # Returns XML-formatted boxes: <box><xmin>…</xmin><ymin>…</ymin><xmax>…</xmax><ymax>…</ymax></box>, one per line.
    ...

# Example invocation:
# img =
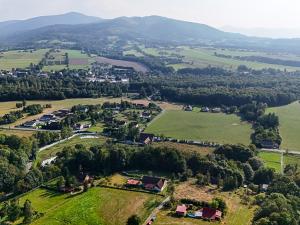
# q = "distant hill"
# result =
<box><xmin>0</xmin><ymin>12</ymin><xmax>102</xmax><ymax>38</ymax></box>
<box><xmin>1</xmin><ymin>13</ymin><xmax>300</xmax><ymax>54</ymax></box>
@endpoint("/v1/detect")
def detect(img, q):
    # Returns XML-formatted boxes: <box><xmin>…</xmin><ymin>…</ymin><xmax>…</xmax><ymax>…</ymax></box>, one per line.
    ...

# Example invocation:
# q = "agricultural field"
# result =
<box><xmin>95</xmin><ymin>56</ymin><xmax>148</xmax><ymax>73</ymax></box>
<box><xmin>138</xmin><ymin>45</ymin><xmax>300</xmax><ymax>71</ymax></box>
<box><xmin>154</xmin><ymin>180</ymin><xmax>255</xmax><ymax>225</ymax></box>
<box><xmin>153</xmin><ymin>142</ymin><xmax>214</xmax><ymax>156</ymax></box>
<box><xmin>43</xmin><ymin>49</ymin><xmax>94</xmax><ymax>71</ymax></box>
<box><xmin>37</xmin><ymin>135</ymin><xmax>108</xmax><ymax>162</ymax></box>
<box><xmin>258</xmin><ymin>152</ymin><xmax>282</xmax><ymax>173</ymax></box>
<box><xmin>267</xmin><ymin>101</ymin><xmax>300</xmax><ymax>151</ymax></box>
<box><xmin>284</xmin><ymin>154</ymin><xmax>300</xmax><ymax>167</ymax></box>
<box><xmin>145</xmin><ymin>110</ymin><xmax>252</xmax><ymax>145</ymax></box>
<box><xmin>17</xmin><ymin>187</ymin><xmax>161</xmax><ymax>225</ymax></box>
<box><xmin>0</xmin><ymin>49</ymin><xmax>48</xmax><ymax>70</ymax></box>
<box><xmin>0</xmin><ymin>128</ymin><xmax>35</xmax><ymax>137</ymax></box>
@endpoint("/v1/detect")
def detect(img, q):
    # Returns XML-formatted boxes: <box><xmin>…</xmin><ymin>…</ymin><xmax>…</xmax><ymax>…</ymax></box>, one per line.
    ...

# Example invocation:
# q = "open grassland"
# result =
<box><xmin>267</xmin><ymin>101</ymin><xmax>300</xmax><ymax>151</ymax></box>
<box><xmin>258</xmin><ymin>152</ymin><xmax>281</xmax><ymax>173</ymax></box>
<box><xmin>38</xmin><ymin>135</ymin><xmax>107</xmax><ymax>161</ymax></box>
<box><xmin>43</xmin><ymin>49</ymin><xmax>93</xmax><ymax>71</ymax></box>
<box><xmin>0</xmin><ymin>49</ymin><xmax>48</xmax><ymax>70</ymax></box>
<box><xmin>154</xmin><ymin>180</ymin><xmax>255</xmax><ymax>225</ymax></box>
<box><xmin>153</xmin><ymin>142</ymin><xmax>214</xmax><ymax>157</ymax></box>
<box><xmin>17</xmin><ymin>187</ymin><xmax>161</xmax><ymax>225</ymax></box>
<box><xmin>140</xmin><ymin>46</ymin><xmax>300</xmax><ymax>71</ymax></box>
<box><xmin>0</xmin><ymin>128</ymin><xmax>35</xmax><ymax>137</ymax></box>
<box><xmin>284</xmin><ymin>154</ymin><xmax>300</xmax><ymax>168</ymax></box>
<box><xmin>145</xmin><ymin>110</ymin><xmax>252</xmax><ymax>145</ymax></box>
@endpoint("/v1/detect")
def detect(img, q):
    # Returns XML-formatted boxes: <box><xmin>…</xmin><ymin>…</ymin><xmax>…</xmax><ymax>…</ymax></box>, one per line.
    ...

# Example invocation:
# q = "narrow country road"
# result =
<box><xmin>143</xmin><ymin>196</ymin><xmax>170</xmax><ymax>225</ymax></box>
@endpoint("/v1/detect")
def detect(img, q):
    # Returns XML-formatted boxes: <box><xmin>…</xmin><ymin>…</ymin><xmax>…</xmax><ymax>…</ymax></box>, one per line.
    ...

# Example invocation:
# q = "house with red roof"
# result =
<box><xmin>202</xmin><ymin>207</ymin><xmax>222</xmax><ymax>220</ymax></box>
<box><xmin>142</xmin><ymin>176</ymin><xmax>167</xmax><ymax>192</ymax></box>
<box><xmin>176</xmin><ymin>204</ymin><xmax>187</xmax><ymax>217</ymax></box>
<box><xmin>126</xmin><ymin>179</ymin><xmax>141</xmax><ymax>187</ymax></box>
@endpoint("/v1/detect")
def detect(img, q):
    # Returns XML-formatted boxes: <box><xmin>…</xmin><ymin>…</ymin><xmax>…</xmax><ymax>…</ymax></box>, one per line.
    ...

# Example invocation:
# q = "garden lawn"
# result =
<box><xmin>37</xmin><ymin>135</ymin><xmax>107</xmax><ymax>161</ymax></box>
<box><xmin>258</xmin><ymin>152</ymin><xmax>281</xmax><ymax>173</ymax></box>
<box><xmin>267</xmin><ymin>101</ymin><xmax>300</xmax><ymax>151</ymax></box>
<box><xmin>18</xmin><ymin>187</ymin><xmax>161</xmax><ymax>225</ymax></box>
<box><xmin>145</xmin><ymin>110</ymin><xmax>252</xmax><ymax>145</ymax></box>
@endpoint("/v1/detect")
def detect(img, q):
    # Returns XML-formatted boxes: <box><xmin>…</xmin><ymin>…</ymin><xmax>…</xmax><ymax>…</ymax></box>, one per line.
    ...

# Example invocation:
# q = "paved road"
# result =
<box><xmin>143</xmin><ymin>196</ymin><xmax>170</xmax><ymax>225</ymax></box>
<box><xmin>260</xmin><ymin>148</ymin><xmax>300</xmax><ymax>155</ymax></box>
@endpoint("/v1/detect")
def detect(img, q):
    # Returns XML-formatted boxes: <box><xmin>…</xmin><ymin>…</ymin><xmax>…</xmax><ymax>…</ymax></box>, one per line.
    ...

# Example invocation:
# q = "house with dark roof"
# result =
<box><xmin>202</xmin><ymin>207</ymin><xmax>222</xmax><ymax>220</ymax></box>
<box><xmin>142</xmin><ymin>176</ymin><xmax>167</xmax><ymax>192</ymax></box>
<box><xmin>260</xmin><ymin>140</ymin><xmax>279</xmax><ymax>149</ymax></box>
<box><xmin>139</xmin><ymin>133</ymin><xmax>155</xmax><ymax>145</ymax></box>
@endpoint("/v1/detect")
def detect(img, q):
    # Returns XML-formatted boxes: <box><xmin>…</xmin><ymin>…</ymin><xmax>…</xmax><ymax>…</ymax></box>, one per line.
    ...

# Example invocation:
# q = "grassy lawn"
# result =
<box><xmin>258</xmin><ymin>152</ymin><xmax>281</xmax><ymax>173</ymax></box>
<box><xmin>153</xmin><ymin>142</ymin><xmax>214</xmax><ymax>156</ymax></box>
<box><xmin>0</xmin><ymin>49</ymin><xmax>48</xmax><ymax>70</ymax></box>
<box><xmin>0</xmin><ymin>129</ymin><xmax>35</xmax><ymax>137</ymax></box>
<box><xmin>87</xmin><ymin>123</ymin><xmax>105</xmax><ymax>133</ymax></box>
<box><xmin>267</xmin><ymin>101</ymin><xmax>300</xmax><ymax>151</ymax></box>
<box><xmin>38</xmin><ymin>135</ymin><xmax>107</xmax><ymax>161</ymax></box>
<box><xmin>18</xmin><ymin>187</ymin><xmax>161</xmax><ymax>225</ymax></box>
<box><xmin>145</xmin><ymin>110</ymin><xmax>252</xmax><ymax>145</ymax></box>
<box><xmin>284</xmin><ymin>154</ymin><xmax>300</xmax><ymax>168</ymax></box>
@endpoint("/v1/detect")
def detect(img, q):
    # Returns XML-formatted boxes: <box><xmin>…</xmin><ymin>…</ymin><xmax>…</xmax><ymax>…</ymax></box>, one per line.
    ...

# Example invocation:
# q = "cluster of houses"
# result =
<box><xmin>126</xmin><ymin>176</ymin><xmax>167</xmax><ymax>192</ymax></box>
<box><xmin>21</xmin><ymin>109</ymin><xmax>71</xmax><ymax>129</ymax></box>
<box><xmin>183</xmin><ymin>105</ymin><xmax>222</xmax><ymax>113</ymax></box>
<box><xmin>176</xmin><ymin>204</ymin><xmax>222</xmax><ymax>221</ymax></box>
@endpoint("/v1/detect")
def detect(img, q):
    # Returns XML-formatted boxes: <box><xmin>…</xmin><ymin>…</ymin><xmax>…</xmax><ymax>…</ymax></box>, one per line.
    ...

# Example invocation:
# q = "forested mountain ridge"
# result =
<box><xmin>2</xmin><ymin>13</ymin><xmax>300</xmax><ymax>53</ymax></box>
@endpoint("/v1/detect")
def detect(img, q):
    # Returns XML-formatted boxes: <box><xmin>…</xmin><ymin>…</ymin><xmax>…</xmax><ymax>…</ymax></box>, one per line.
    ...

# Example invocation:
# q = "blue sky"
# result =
<box><xmin>0</xmin><ymin>0</ymin><xmax>299</xmax><ymax>29</ymax></box>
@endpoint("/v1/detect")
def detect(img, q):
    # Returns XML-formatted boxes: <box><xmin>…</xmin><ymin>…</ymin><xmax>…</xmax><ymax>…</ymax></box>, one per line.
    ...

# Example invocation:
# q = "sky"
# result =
<box><xmin>1</xmin><ymin>0</ymin><xmax>300</xmax><ymax>37</ymax></box>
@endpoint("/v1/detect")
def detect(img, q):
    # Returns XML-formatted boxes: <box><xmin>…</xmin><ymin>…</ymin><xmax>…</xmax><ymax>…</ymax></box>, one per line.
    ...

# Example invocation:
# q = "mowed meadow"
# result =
<box><xmin>0</xmin><ymin>49</ymin><xmax>48</xmax><ymax>70</ymax></box>
<box><xmin>16</xmin><ymin>187</ymin><xmax>161</xmax><ymax>225</ymax></box>
<box><xmin>145</xmin><ymin>109</ymin><xmax>252</xmax><ymax>145</ymax></box>
<box><xmin>267</xmin><ymin>101</ymin><xmax>300</xmax><ymax>151</ymax></box>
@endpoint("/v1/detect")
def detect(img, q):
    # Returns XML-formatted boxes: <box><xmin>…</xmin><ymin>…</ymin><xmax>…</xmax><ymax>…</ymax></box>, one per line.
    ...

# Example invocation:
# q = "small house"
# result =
<box><xmin>260</xmin><ymin>140</ymin><xmax>279</xmax><ymax>149</ymax></box>
<box><xmin>184</xmin><ymin>105</ymin><xmax>193</xmax><ymax>111</ymax></box>
<box><xmin>74</xmin><ymin>123</ymin><xmax>84</xmax><ymax>130</ymax></box>
<box><xmin>211</xmin><ymin>108</ymin><xmax>221</xmax><ymax>113</ymax></box>
<box><xmin>261</xmin><ymin>184</ymin><xmax>269</xmax><ymax>192</ymax></box>
<box><xmin>176</xmin><ymin>205</ymin><xmax>187</xmax><ymax>217</ymax></box>
<box><xmin>139</xmin><ymin>133</ymin><xmax>155</xmax><ymax>145</ymax></box>
<box><xmin>126</xmin><ymin>179</ymin><xmax>141</xmax><ymax>187</ymax></box>
<box><xmin>202</xmin><ymin>207</ymin><xmax>222</xmax><ymax>220</ymax></box>
<box><xmin>39</xmin><ymin>114</ymin><xmax>56</xmax><ymax>122</ymax></box>
<box><xmin>142</xmin><ymin>176</ymin><xmax>167</xmax><ymax>192</ymax></box>
<box><xmin>141</xmin><ymin>111</ymin><xmax>151</xmax><ymax>119</ymax></box>
<box><xmin>22</xmin><ymin>120</ymin><xmax>38</xmax><ymax>128</ymax></box>
<box><xmin>201</xmin><ymin>107</ymin><xmax>210</xmax><ymax>112</ymax></box>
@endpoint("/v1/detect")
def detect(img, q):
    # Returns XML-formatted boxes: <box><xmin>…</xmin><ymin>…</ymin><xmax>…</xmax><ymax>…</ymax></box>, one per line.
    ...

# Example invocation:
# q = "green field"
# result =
<box><xmin>17</xmin><ymin>187</ymin><xmax>160</xmax><ymax>225</ymax></box>
<box><xmin>139</xmin><ymin>46</ymin><xmax>300</xmax><ymax>71</ymax></box>
<box><xmin>38</xmin><ymin>135</ymin><xmax>107</xmax><ymax>161</ymax></box>
<box><xmin>0</xmin><ymin>49</ymin><xmax>48</xmax><ymax>70</ymax></box>
<box><xmin>145</xmin><ymin>110</ymin><xmax>252</xmax><ymax>145</ymax></box>
<box><xmin>267</xmin><ymin>101</ymin><xmax>300</xmax><ymax>151</ymax></box>
<box><xmin>258</xmin><ymin>152</ymin><xmax>282</xmax><ymax>173</ymax></box>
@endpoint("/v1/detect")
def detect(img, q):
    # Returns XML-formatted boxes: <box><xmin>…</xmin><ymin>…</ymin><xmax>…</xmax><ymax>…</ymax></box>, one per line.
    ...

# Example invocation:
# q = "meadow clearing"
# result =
<box><xmin>267</xmin><ymin>101</ymin><xmax>300</xmax><ymax>151</ymax></box>
<box><xmin>138</xmin><ymin>45</ymin><xmax>300</xmax><ymax>71</ymax></box>
<box><xmin>145</xmin><ymin>109</ymin><xmax>252</xmax><ymax>145</ymax></box>
<box><xmin>258</xmin><ymin>152</ymin><xmax>282</xmax><ymax>173</ymax></box>
<box><xmin>37</xmin><ymin>135</ymin><xmax>108</xmax><ymax>162</ymax></box>
<box><xmin>17</xmin><ymin>187</ymin><xmax>161</xmax><ymax>225</ymax></box>
<box><xmin>0</xmin><ymin>49</ymin><xmax>48</xmax><ymax>70</ymax></box>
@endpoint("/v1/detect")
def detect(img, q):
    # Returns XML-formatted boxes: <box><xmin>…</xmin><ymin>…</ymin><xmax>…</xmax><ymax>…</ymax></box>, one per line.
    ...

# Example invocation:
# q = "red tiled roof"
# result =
<box><xmin>127</xmin><ymin>179</ymin><xmax>140</xmax><ymax>185</ymax></box>
<box><xmin>176</xmin><ymin>205</ymin><xmax>187</xmax><ymax>213</ymax></box>
<box><xmin>202</xmin><ymin>207</ymin><xmax>222</xmax><ymax>220</ymax></box>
